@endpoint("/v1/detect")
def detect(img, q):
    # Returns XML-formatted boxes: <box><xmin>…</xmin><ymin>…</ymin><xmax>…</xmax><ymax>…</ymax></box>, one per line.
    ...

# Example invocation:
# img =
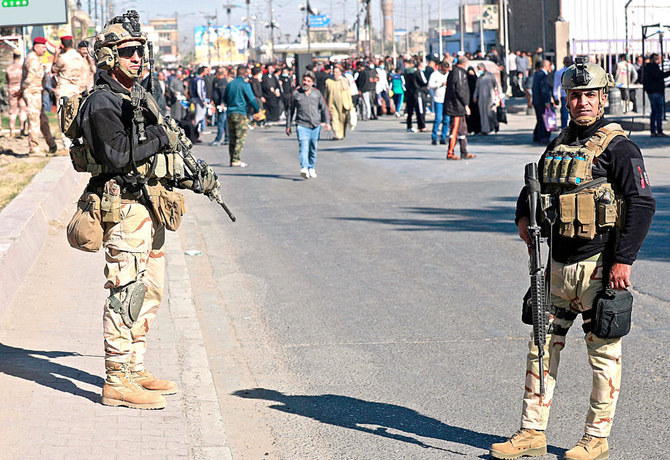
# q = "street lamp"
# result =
<box><xmin>299</xmin><ymin>2</ymin><xmax>319</xmax><ymax>53</ymax></box>
<box><xmin>222</xmin><ymin>3</ymin><xmax>241</xmax><ymax>64</ymax></box>
<box><xmin>264</xmin><ymin>19</ymin><xmax>280</xmax><ymax>59</ymax></box>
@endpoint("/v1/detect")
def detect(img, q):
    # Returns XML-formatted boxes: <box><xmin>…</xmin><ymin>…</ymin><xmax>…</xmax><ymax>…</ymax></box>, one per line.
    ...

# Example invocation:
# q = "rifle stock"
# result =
<box><xmin>524</xmin><ymin>162</ymin><xmax>548</xmax><ymax>396</ymax></box>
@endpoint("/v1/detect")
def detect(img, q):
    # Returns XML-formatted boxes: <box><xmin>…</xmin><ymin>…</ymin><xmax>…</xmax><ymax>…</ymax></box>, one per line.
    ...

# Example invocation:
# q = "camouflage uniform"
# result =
<box><xmin>103</xmin><ymin>201</ymin><xmax>165</xmax><ymax>371</ymax></box>
<box><xmin>52</xmin><ymin>48</ymin><xmax>85</xmax><ymax>105</ymax></box>
<box><xmin>21</xmin><ymin>51</ymin><xmax>55</xmax><ymax>153</ymax></box>
<box><xmin>522</xmin><ymin>254</ymin><xmax>622</xmax><ymax>438</ymax></box>
<box><xmin>79</xmin><ymin>55</ymin><xmax>96</xmax><ymax>92</ymax></box>
<box><xmin>228</xmin><ymin>112</ymin><xmax>249</xmax><ymax>164</ymax></box>
<box><xmin>6</xmin><ymin>59</ymin><xmax>27</xmax><ymax>137</ymax></box>
<box><xmin>53</xmin><ymin>48</ymin><xmax>85</xmax><ymax>149</ymax></box>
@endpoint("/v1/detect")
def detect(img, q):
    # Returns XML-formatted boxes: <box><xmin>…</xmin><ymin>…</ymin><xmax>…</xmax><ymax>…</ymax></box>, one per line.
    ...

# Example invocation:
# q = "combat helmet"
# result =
<box><xmin>94</xmin><ymin>10</ymin><xmax>146</xmax><ymax>78</ymax></box>
<box><xmin>561</xmin><ymin>57</ymin><xmax>615</xmax><ymax>126</ymax></box>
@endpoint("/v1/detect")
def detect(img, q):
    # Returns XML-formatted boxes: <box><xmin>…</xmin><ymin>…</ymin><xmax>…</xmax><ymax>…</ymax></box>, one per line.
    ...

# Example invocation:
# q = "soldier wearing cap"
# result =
<box><xmin>20</xmin><ymin>36</ymin><xmax>57</xmax><ymax>154</ymax></box>
<box><xmin>490</xmin><ymin>58</ymin><xmax>655</xmax><ymax>460</ymax></box>
<box><xmin>77</xmin><ymin>40</ymin><xmax>97</xmax><ymax>92</ymax></box>
<box><xmin>5</xmin><ymin>49</ymin><xmax>27</xmax><ymax>138</ymax></box>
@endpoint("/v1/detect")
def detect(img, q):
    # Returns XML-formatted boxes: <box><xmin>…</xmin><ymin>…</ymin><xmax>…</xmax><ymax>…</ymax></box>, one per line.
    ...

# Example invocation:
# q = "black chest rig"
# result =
<box><xmin>60</xmin><ymin>83</ymin><xmax>169</xmax><ymax>179</ymax></box>
<box><xmin>540</xmin><ymin>123</ymin><xmax>626</xmax><ymax>240</ymax></box>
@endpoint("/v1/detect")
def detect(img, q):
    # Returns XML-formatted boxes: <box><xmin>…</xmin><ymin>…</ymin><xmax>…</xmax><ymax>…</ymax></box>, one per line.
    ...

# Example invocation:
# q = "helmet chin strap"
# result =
<box><xmin>571</xmin><ymin>89</ymin><xmax>605</xmax><ymax>127</ymax></box>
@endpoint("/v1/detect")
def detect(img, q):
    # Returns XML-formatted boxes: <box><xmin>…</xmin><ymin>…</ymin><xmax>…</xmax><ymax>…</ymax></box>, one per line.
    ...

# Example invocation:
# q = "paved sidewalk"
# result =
<box><xmin>0</xmin><ymin>200</ymin><xmax>230</xmax><ymax>459</ymax></box>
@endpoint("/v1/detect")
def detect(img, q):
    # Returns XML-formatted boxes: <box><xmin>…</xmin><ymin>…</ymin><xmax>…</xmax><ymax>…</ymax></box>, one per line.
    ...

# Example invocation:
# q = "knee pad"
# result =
<box><xmin>106</xmin><ymin>280</ymin><xmax>146</xmax><ymax>328</ymax></box>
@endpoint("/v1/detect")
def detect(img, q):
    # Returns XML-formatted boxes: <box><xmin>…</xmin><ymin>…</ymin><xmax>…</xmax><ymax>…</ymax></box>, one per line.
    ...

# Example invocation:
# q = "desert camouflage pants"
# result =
<box><xmin>227</xmin><ymin>112</ymin><xmax>249</xmax><ymax>164</ymax></box>
<box><xmin>103</xmin><ymin>202</ymin><xmax>165</xmax><ymax>371</ymax></box>
<box><xmin>8</xmin><ymin>90</ymin><xmax>27</xmax><ymax>134</ymax></box>
<box><xmin>521</xmin><ymin>253</ymin><xmax>622</xmax><ymax>438</ymax></box>
<box><xmin>23</xmin><ymin>89</ymin><xmax>55</xmax><ymax>152</ymax></box>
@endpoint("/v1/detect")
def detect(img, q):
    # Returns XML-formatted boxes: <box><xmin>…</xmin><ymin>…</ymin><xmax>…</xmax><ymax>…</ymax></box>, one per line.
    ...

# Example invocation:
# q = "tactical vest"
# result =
<box><xmin>540</xmin><ymin>123</ymin><xmax>626</xmax><ymax>240</ymax></box>
<box><xmin>59</xmin><ymin>84</ymin><xmax>171</xmax><ymax>179</ymax></box>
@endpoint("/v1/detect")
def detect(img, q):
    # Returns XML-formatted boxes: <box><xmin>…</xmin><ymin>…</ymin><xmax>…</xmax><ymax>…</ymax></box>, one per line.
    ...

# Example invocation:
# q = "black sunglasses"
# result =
<box><xmin>117</xmin><ymin>45</ymin><xmax>144</xmax><ymax>58</ymax></box>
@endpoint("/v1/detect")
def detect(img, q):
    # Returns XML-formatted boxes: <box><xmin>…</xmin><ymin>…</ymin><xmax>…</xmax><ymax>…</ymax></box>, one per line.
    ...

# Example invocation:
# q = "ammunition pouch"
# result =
<box><xmin>539</xmin><ymin>122</ymin><xmax>627</xmax><ymax>241</ymax></box>
<box><xmin>66</xmin><ymin>191</ymin><xmax>103</xmax><ymax>252</ymax></box>
<box><xmin>549</xmin><ymin>180</ymin><xmax>619</xmax><ymax>240</ymax></box>
<box><xmin>592</xmin><ymin>288</ymin><xmax>633</xmax><ymax>339</ymax></box>
<box><xmin>101</xmin><ymin>179</ymin><xmax>122</xmax><ymax>224</ymax></box>
<box><xmin>146</xmin><ymin>183</ymin><xmax>185</xmax><ymax>232</ymax></box>
<box><xmin>106</xmin><ymin>280</ymin><xmax>146</xmax><ymax>328</ymax></box>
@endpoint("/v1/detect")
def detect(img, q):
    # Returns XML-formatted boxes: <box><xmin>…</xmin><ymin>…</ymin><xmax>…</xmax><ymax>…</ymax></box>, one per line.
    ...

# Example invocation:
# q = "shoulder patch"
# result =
<box><xmin>631</xmin><ymin>158</ymin><xmax>653</xmax><ymax>196</ymax></box>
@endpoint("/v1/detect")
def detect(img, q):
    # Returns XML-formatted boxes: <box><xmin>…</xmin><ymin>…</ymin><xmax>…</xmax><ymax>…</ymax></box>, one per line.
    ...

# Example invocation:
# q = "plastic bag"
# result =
<box><xmin>543</xmin><ymin>107</ymin><xmax>557</xmax><ymax>132</ymax></box>
<box><xmin>348</xmin><ymin>108</ymin><xmax>358</xmax><ymax>130</ymax></box>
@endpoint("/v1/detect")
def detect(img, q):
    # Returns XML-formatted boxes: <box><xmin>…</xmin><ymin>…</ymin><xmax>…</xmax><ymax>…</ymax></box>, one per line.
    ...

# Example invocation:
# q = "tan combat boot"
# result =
<box><xmin>132</xmin><ymin>368</ymin><xmax>178</xmax><ymax>395</ymax></box>
<box><xmin>490</xmin><ymin>429</ymin><xmax>547</xmax><ymax>459</ymax></box>
<box><xmin>564</xmin><ymin>434</ymin><xmax>609</xmax><ymax>460</ymax></box>
<box><xmin>101</xmin><ymin>361</ymin><xmax>167</xmax><ymax>410</ymax></box>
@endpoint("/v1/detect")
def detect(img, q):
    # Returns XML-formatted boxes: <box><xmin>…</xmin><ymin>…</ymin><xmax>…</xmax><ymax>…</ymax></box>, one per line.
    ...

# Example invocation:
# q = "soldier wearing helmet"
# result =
<box><xmin>490</xmin><ymin>58</ymin><xmax>656</xmax><ymax>460</ymax></box>
<box><xmin>72</xmin><ymin>11</ymin><xmax>187</xmax><ymax>410</ymax></box>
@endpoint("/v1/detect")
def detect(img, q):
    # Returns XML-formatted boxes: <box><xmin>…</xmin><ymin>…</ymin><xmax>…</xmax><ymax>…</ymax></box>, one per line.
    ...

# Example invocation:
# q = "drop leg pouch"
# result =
<box><xmin>67</xmin><ymin>192</ymin><xmax>103</xmax><ymax>252</ymax></box>
<box><xmin>592</xmin><ymin>287</ymin><xmax>633</xmax><ymax>339</ymax></box>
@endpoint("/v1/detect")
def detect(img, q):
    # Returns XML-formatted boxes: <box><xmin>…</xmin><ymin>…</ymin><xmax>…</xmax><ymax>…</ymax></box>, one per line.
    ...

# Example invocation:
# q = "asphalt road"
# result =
<box><xmin>178</xmin><ymin>113</ymin><xmax>670</xmax><ymax>460</ymax></box>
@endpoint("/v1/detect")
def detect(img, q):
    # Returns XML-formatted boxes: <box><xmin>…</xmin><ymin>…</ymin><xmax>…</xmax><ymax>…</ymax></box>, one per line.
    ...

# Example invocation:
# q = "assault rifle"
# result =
<box><xmin>524</xmin><ymin>162</ymin><xmax>550</xmax><ymax>396</ymax></box>
<box><xmin>167</xmin><ymin>121</ymin><xmax>236</xmax><ymax>222</ymax></box>
<box><xmin>139</xmin><ymin>40</ymin><xmax>236</xmax><ymax>222</ymax></box>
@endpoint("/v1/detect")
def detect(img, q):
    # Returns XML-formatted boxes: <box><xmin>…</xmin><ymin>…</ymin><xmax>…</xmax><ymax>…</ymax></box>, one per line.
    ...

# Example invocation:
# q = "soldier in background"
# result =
<box><xmin>5</xmin><ymin>50</ymin><xmax>27</xmax><ymax>138</ymax></box>
<box><xmin>52</xmin><ymin>35</ymin><xmax>85</xmax><ymax>149</ymax></box>
<box><xmin>77</xmin><ymin>40</ymin><xmax>96</xmax><ymax>92</ymax></box>
<box><xmin>20</xmin><ymin>36</ymin><xmax>57</xmax><ymax>154</ymax></box>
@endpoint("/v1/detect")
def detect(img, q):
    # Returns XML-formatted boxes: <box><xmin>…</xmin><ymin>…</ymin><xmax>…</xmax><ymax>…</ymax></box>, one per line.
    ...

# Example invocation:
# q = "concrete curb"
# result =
<box><xmin>165</xmin><ymin>235</ymin><xmax>233</xmax><ymax>460</ymax></box>
<box><xmin>0</xmin><ymin>157</ymin><xmax>86</xmax><ymax>315</ymax></box>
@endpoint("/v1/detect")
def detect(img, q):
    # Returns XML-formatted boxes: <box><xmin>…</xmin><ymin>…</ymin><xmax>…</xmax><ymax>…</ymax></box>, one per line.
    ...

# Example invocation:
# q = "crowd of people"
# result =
<box><xmin>2</xmin><ymin>37</ymin><xmax>669</xmax><ymax>164</ymax></box>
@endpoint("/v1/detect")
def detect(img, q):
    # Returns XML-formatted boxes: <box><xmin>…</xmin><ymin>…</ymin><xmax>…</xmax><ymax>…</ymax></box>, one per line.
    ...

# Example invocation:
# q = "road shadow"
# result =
<box><xmin>320</xmin><ymin>145</ymin><xmax>415</xmax><ymax>153</ymax></box>
<box><xmin>467</xmin><ymin>131</ymin><xmax>552</xmax><ymax>147</ymax></box>
<box><xmin>333</xmin><ymin>205</ymin><xmax>518</xmax><ymax>234</ymax></box>
<box><xmin>637</xmin><ymin>185</ymin><xmax>669</xmax><ymax>262</ymax></box>
<box><xmin>233</xmin><ymin>388</ymin><xmax>565</xmax><ymax>457</ymax></box>
<box><xmin>212</xmin><ymin>171</ymin><xmax>303</xmax><ymax>182</ymax></box>
<box><xmin>0</xmin><ymin>343</ymin><xmax>103</xmax><ymax>403</ymax></box>
<box><xmin>366</xmin><ymin>156</ymin><xmax>445</xmax><ymax>161</ymax></box>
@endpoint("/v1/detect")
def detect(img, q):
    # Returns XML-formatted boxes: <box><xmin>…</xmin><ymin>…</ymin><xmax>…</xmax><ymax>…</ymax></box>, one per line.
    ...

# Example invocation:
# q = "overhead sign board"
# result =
<box><xmin>0</xmin><ymin>0</ymin><xmax>68</xmax><ymax>27</ymax></box>
<box><xmin>309</xmin><ymin>14</ymin><xmax>330</xmax><ymax>28</ymax></box>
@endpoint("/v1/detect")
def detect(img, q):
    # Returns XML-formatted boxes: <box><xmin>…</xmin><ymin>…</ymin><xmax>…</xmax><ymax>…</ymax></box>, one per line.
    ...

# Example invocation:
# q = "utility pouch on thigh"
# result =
<box><xmin>575</xmin><ymin>192</ymin><xmax>596</xmax><ymax>239</ymax></box>
<box><xmin>101</xmin><ymin>179</ymin><xmax>121</xmax><ymax>223</ymax></box>
<box><xmin>558</xmin><ymin>193</ymin><xmax>576</xmax><ymax>237</ymax></box>
<box><xmin>147</xmin><ymin>184</ymin><xmax>185</xmax><ymax>232</ymax></box>
<box><xmin>67</xmin><ymin>192</ymin><xmax>103</xmax><ymax>252</ymax></box>
<box><xmin>592</xmin><ymin>288</ymin><xmax>632</xmax><ymax>339</ymax></box>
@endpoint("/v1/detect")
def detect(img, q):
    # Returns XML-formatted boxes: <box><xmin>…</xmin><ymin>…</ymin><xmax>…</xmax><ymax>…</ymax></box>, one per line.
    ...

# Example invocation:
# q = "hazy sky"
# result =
<box><xmin>107</xmin><ymin>0</ymin><xmax>460</xmax><ymax>51</ymax></box>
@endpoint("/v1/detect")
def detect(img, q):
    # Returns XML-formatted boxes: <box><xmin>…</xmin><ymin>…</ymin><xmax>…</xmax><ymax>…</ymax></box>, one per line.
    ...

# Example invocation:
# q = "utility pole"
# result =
<box><xmin>479</xmin><ymin>0</ymin><xmax>484</xmax><ymax>54</ymax></box>
<box><xmin>269</xmin><ymin>0</ymin><xmax>275</xmax><ymax>60</ymax></box>
<box><xmin>438</xmin><ymin>0</ymin><xmax>443</xmax><ymax>58</ymax></box>
<box><xmin>307</xmin><ymin>1</ymin><xmax>312</xmax><ymax>53</ymax></box>
<box><xmin>459</xmin><ymin>0</ymin><xmax>464</xmax><ymax>52</ymax></box>
<box><xmin>223</xmin><ymin>4</ymin><xmax>240</xmax><ymax>64</ymax></box>
<box><xmin>420</xmin><ymin>0</ymin><xmax>424</xmax><ymax>60</ymax></box>
<box><xmin>404</xmin><ymin>0</ymin><xmax>409</xmax><ymax>55</ymax></box>
<box><xmin>365</xmin><ymin>0</ymin><xmax>372</xmax><ymax>57</ymax></box>
<box><xmin>246</xmin><ymin>0</ymin><xmax>253</xmax><ymax>49</ymax></box>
